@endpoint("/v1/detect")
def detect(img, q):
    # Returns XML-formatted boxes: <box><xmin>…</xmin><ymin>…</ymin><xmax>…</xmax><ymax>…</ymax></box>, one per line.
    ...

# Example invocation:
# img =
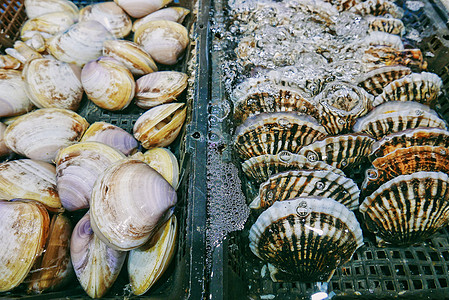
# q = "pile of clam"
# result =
<box><xmin>0</xmin><ymin>0</ymin><xmax>192</xmax><ymax>297</ymax></box>
<box><xmin>225</xmin><ymin>0</ymin><xmax>448</xmax><ymax>282</ymax></box>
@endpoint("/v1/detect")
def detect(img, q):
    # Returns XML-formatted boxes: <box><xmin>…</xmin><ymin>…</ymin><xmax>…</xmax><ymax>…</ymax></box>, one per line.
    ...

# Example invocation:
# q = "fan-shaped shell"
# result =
<box><xmin>23</xmin><ymin>58</ymin><xmax>83</xmax><ymax>110</ymax></box>
<box><xmin>362</xmin><ymin>47</ymin><xmax>426</xmax><ymax>72</ymax></box>
<box><xmin>132</xmin><ymin>7</ymin><xmax>190</xmax><ymax>32</ymax></box>
<box><xmin>0</xmin><ymin>69</ymin><xmax>34</xmax><ymax>117</ymax></box>
<box><xmin>90</xmin><ymin>159</ymin><xmax>177</xmax><ymax>250</ymax></box>
<box><xmin>133</xmin><ymin>103</ymin><xmax>187</xmax><ymax>149</ymax></box>
<box><xmin>373</xmin><ymin>72</ymin><xmax>443</xmax><ymax>108</ymax></box>
<box><xmin>81</xmin><ymin>121</ymin><xmax>138</xmax><ymax>155</ymax></box>
<box><xmin>103</xmin><ymin>39</ymin><xmax>158</xmax><ymax>76</ymax></box>
<box><xmin>71</xmin><ymin>212</ymin><xmax>126</xmax><ymax>298</ymax></box>
<box><xmin>353</xmin><ymin>101</ymin><xmax>447</xmax><ymax>139</ymax></box>
<box><xmin>249</xmin><ymin>197</ymin><xmax>363</xmax><ymax>282</ymax></box>
<box><xmin>367</xmin><ymin>17</ymin><xmax>404</xmax><ymax>36</ymax></box>
<box><xmin>114</xmin><ymin>0</ymin><xmax>173</xmax><ymax>18</ymax></box>
<box><xmin>360</xmin><ymin>171</ymin><xmax>449</xmax><ymax>246</ymax></box>
<box><xmin>357</xmin><ymin>66</ymin><xmax>411</xmax><ymax>96</ymax></box>
<box><xmin>4</xmin><ymin>108</ymin><xmax>89</xmax><ymax>163</ymax></box>
<box><xmin>242</xmin><ymin>152</ymin><xmax>345</xmax><ymax>184</ymax></box>
<box><xmin>363</xmin><ymin>32</ymin><xmax>404</xmax><ymax>50</ymax></box>
<box><xmin>0</xmin><ymin>200</ymin><xmax>50</xmax><ymax>292</ymax></box>
<box><xmin>253</xmin><ymin>170</ymin><xmax>360</xmax><ymax>210</ymax></box>
<box><xmin>350</xmin><ymin>0</ymin><xmax>404</xmax><ymax>18</ymax></box>
<box><xmin>298</xmin><ymin>133</ymin><xmax>375</xmax><ymax>170</ymax></box>
<box><xmin>128</xmin><ymin>215</ymin><xmax>177</xmax><ymax>296</ymax></box>
<box><xmin>79</xmin><ymin>2</ymin><xmax>132</xmax><ymax>38</ymax></box>
<box><xmin>135</xmin><ymin>71</ymin><xmax>188</xmax><ymax>109</ymax></box>
<box><xmin>55</xmin><ymin>142</ymin><xmax>125</xmax><ymax>211</ymax></box>
<box><xmin>234</xmin><ymin>112</ymin><xmax>328</xmax><ymax>161</ymax></box>
<box><xmin>0</xmin><ymin>159</ymin><xmax>62</xmax><ymax>211</ymax></box>
<box><xmin>24</xmin><ymin>0</ymin><xmax>79</xmax><ymax>19</ymax></box>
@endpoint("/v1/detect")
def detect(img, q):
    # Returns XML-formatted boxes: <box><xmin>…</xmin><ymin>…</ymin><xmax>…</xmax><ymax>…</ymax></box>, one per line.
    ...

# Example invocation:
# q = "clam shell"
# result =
<box><xmin>141</xmin><ymin>147</ymin><xmax>179</xmax><ymax>188</ymax></box>
<box><xmin>357</xmin><ymin>65</ymin><xmax>411</xmax><ymax>96</ymax></box>
<box><xmin>253</xmin><ymin>170</ymin><xmax>359</xmax><ymax>210</ymax></box>
<box><xmin>0</xmin><ymin>200</ymin><xmax>50</xmax><ymax>292</ymax></box>
<box><xmin>128</xmin><ymin>215</ymin><xmax>177</xmax><ymax>296</ymax></box>
<box><xmin>20</xmin><ymin>11</ymin><xmax>78</xmax><ymax>39</ymax></box>
<box><xmin>24</xmin><ymin>0</ymin><xmax>79</xmax><ymax>19</ymax></box>
<box><xmin>27</xmin><ymin>214</ymin><xmax>73</xmax><ymax>293</ymax></box>
<box><xmin>315</xmin><ymin>81</ymin><xmax>373</xmax><ymax>135</ymax></box>
<box><xmin>71</xmin><ymin>212</ymin><xmax>126</xmax><ymax>298</ymax></box>
<box><xmin>24</xmin><ymin>32</ymin><xmax>47</xmax><ymax>52</ymax></box>
<box><xmin>242</xmin><ymin>152</ymin><xmax>345</xmax><ymax>185</ymax></box>
<box><xmin>6</xmin><ymin>41</ymin><xmax>43</xmax><ymax>64</ymax></box>
<box><xmin>23</xmin><ymin>57</ymin><xmax>83</xmax><ymax>111</ymax></box>
<box><xmin>82</xmin><ymin>56</ymin><xmax>135</xmax><ymax>111</ymax></box>
<box><xmin>373</xmin><ymin>72</ymin><xmax>443</xmax><ymax>108</ymax></box>
<box><xmin>103</xmin><ymin>39</ymin><xmax>158</xmax><ymax>76</ymax></box>
<box><xmin>133</xmin><ymin>103</ymin><xmax>187</xmax><ymax>149</ymax></box>
<box><xmin>362</xmin><ymin>47</ymin><xmax>426</xmax><ymax>72</ymax></box>
<box><xmin>135</xmin><ymin>71</ymin><xmax>188</xmax><ymax>109</ymax></box>
<box><xmin>234</xmin><ymin>112</ymin><xmax>328</xmax><ymax>161</ymax></box>
<box><xmin>81</xmin><ymin>121</ymin><xmax>138</xmax><ymax>155</ymax></box>
<box><xmin>367</xmin><ymin>17</ymin><xmax>405</xmax><ymax>36</ymax></box>
<box><xmin>90</xmin><ymin>159</ymin><xmax>177</xmax><ymax>250</ymax></box>
<box><xmin>0</xmin><ymin>159</ymin><xmax>62</xmax><ymax>211</ymax></box>
<box><xmin>350</xmin><ymin>0</ymin><xmax>404</xmax><ymax>18</ymax></box>
<box><xmin>0</xmin><ymin>69</ymin><xmax>34</xmax><ymax>117</ymax></box>
<box><xmin>298</xmin><ymin>133</ymin><xmax>375</xmax><ymax>170</ymax></box>
<box><xmin>134</xmin><ymin>20</ymin><xmax>189</xmax><ymax>65</ymax></box>
<box><xmin>370</xmin><ymin>127</ymin><xmax>449</xmax><ymax>159</ymax></box>
<box><xmin>363</xmin><ymin>145</ymin><xmax>449</xmax><ymax>197</ymax></box>
<box><xmin>360</xmin><ymin>171</ymin><xmax>449</xmax><ymax>246</ymax></box>
<box><xmin>114</xmin><ymin>0</ymin><xmax>173</xmax><ymax>18</ymax></box>
<box><xmin>249</xmin><ymin>197</ymin><xmax>363</xmax><ymax>282</ymax></box>
<box><xmin>0</xmin><ymin>123</ymin><xmax>12</xmax><ymax>157</ymax></box>
<box><xmin>79</xmin><ymin>2</ymin><xmax>132</xmax><ymax>39</ymax></box>
<box><xmin>0</xmin><ymin>54</ymin><xmax>22</xmax><ymax>70</ymax></box>
<box><xmin>47</xmin><ymin>20</ymin><xmax>114</xmax><ymax>67</ymax></box>
<box><xmin>4</xmin><ymin>108</ymin><xmax>89</xmax><ymax>163</ymax></box>
<box><xmin>132</xmin><ymin>7</ymin><xmax>190</xmax><ymax>32</ymax></box>
<box><xmin>55</xmin><ymin>142</ymin><xmax>125</xmax><ymax>211</ymax></box>
<box><xmin>353</xmin><ymin>101</ymin><xmax>447</xmax><ymax>139</ymax></box>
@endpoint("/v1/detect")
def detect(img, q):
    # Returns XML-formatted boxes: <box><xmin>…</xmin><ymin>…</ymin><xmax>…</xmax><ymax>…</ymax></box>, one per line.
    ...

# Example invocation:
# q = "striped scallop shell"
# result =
<box><xmin>362</xmin><ymin>145</ymin><xmax>449</xmax><ymax>197</ymax></box>
<box><xmin>353</xmin><ymin>101</ymin><xmax>447</xmax><ymax>139</ymax></box>
<box><xmin>234</xmin><ymin>112</ymin><xmax>327</xmax><ymax>161</ymax></box>
<box><xmin>360</xmin><ymin>171</ymin><xmax>449</xmax><ymax>246</ymax></box>
<box><xmin>249</xmin><ymin>197</ymin><xmax>363</xmax><ymax>282</ymax></box>
<box><xmin>357</xmin><ymin>65</ymin><xmax>411</xmax><ymax>96</ymax></box>
<box><xmin>298</xmin><ymin>133</ymin><xmax>375</xmax><ymax>170</ymax></box>
<box><xmin>367</xmin><ymin>17</ymin><xmax>405</xmax><ymax>36</ymax></box>
<box><xmin>363</xmin><ymin>32</ymin><xmax>404</xmax><ymax>50</ymax></box>
<box><xmin>373</xmin><ymin>72</ymin><xmax>443</xmax><ymax>108</ymax></box>
<box><xmin>362</xmin><ymin>47</ymin><xmax>426</xmax><ymax>72</ymax></box>
<box><xmin>350</xmin><ymin>0</ymin><xmax>404</xmax><ymax>18</ymax></box>
<box><xmin>242</xmin><ymin>152</ymin><xmax>345</xmax><ymax>184</ymax></box>
<box><xmin>253</xmin><ymin>169</ymin><xmax>360</xmax><ymax>210</ymax></box>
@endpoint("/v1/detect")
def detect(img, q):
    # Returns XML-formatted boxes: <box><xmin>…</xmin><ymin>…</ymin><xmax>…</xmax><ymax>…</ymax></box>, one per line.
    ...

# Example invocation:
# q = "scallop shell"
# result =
<box><xmin>128</xmin><ymin>215</ymin><xmax>177</xmax><ymax>296</ymax></box>
<box><xmin>27</xmin><ymin>214</ymin><xmax>73</xmax><ymax>293</ymax></box>
<box><xmin>363</xmin><ymin>32</ymin><xmax>404</xmax><ymax>50</ymax></box>
<box><xmin>353</xmin><ymin>101</ymin><xmax>447</xmax><ymax>139</ymax></box>
<box><xmin>133</xmin><ymin>103</ymin><xmax>187</xmax><ymax>149</ymax></box>
<box><xmin>24</xmin><ymin>0</ymin><xmax>79</xmax><ymax>19</ymax></box>
<box><xmin>0</xmin><ymin>159</ymin><xmax>62</xmax><ymax>211</ymax></box>
<box><xmin>90</xmin><ymin>159</ymin><xmax>177</xmax><ymax>250</ymax></box>
<box><xmin>350</xmin><ymin>0</ymin><xmax>404</xmax><ymax>18</ymax></box>
<box><xmin>140</xmin><ymin>147</ymin><xmax>179</xmax><ymax>188</ymax></box>
<box><xmin>357</xmin><ymin>65</ymin><xmax>412</xmax><ymax>96</ymax></box>
<box><xmin>367</xmin><ymin>17</ymin><xmax>405</xmax><ymax>36</ymax></box>
<box><xmin>298</xmin><ymin>133</ymin><xmax>375</xmax><ymax>170</ymax></box>
<box><xmin>132</xmin><ymin>7</ymin><xmax>190</xmax><ymax>32</ymax></box>
<box><xmin>71</xmin><ymin>212</ymin><xmax>126</xmax><ymax>299</ymax></box>
<box><xmin>79</xmin><ymin>2</ymin><xmax>132</xmax><ymax>38</ymax></box>
<box><xmin>82</xmin><ymin>56</ymin><xmax>135</xmax><ymax>111</ymax></box>
<box><xmin>103</xmin><ymin>39</ymin><xmax>158</xmax><ymax>76</ymax></box>
<box><xmin>315</xmin><ymin>81</ymin><xmax>373</xmax><ymax>135</ymax></box>
<box><xmin>242</xmin><ymin>152</ymin><xmax>345</xmax><ymax>184</ymax></box>
<box><xmin>360</xmin><ymin>171</ymin><xmax>449</xmax><ymax>246</ymax></box>
<box><xmin>114</xmin><ymin>0</ymin><xmax>173</xmax><ymax>18</ymax></box>
<box><xmin>4</xmin><ymin>108</ymin><xmax>89</xmax><ymax>163</ymax></box>
<box><xmin>253</xmin><ymin>170</ymin><xmax>360</xmax><ymax>210</ymax></box>
<box><xmin>249</xmin><ymin>197</ymin><xmax>363</xmax><ymax>282</ymax></box>
<box><xmin>20</xmin><ymin>11</ymin><xmax>78</xmax><ymax>39</ymax></box>
<box><xmin>373</xmin><ymin>72</ymin><xmax>443</xmax><ymax>108</ymax></box>
<box><xmin>362</xmin><ymin>47</ymin><xmax>426</xmax><ymax>72</ymax></box>
<box><xmin>322</xmin><ymin>0</ymin><xmax>361</xmax><ymax>11</ymax></box>
<box><xmin>234</xmin><ymin>112</ymin><xmax>328</xmax><ymax>161</ymax></box>
<box><xmin>370</xmin><ymin>127</ymin><xmax>449</xmax><ymax>159</ymax></box>
<box><xmin>0</xmin><ymin>69</ymin><xmax>34</xmax><ymax>117</ymax></box>
<box><xmin>134</xmin><ymin>20</ymin><xmax>189</xmax><ymax>65</ymax></box>
<box><xmin>135</xmin><ymin>71</ymin><xmax>188</xmax><ymax>109</ymax></box>
<box><xmin>0</xmin><ymin>200</ymin><xmax>50</xmax><ymax>292</ymax></box>
<box><xmin>47</xmin><ymin>20</ymin><xmax>114</xmax><ymax>67</ymax></box>
<box><xmin>23</xmin><ymin>57</ymin><xmax>83</xmax><ymax>111</ymax></box>
<box><xmin>81</xmin><ymin>121</ymin><xmax>138</xmax><ymax>155</ymax></box>
<box><xmin>55</xmin><ymin>142</ymin><xmax>125</xmax><ymax>211</ymax></box>
<box><xmin>362</xmin><ymin>145</ymin><xmax>449</xmax><ymax>197</ymax></box>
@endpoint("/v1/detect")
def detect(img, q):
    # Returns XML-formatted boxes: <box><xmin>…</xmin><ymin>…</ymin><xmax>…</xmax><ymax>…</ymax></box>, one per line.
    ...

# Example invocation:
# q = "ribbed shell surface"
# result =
<box><xmin>356</xmin><ymin>65</ymin><xmax>411</xmax><ymax>96</ymax></box>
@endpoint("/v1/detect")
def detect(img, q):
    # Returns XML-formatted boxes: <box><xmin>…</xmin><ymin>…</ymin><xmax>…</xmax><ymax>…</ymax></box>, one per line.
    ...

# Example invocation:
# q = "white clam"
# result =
<box><xmin>0</xmin><ymin>69</ymin><xmax>34</xmax><ymax>117</ymax></box>
<box><xmin>114</xmin><ymin>0</ymin><xmax>173</xmax><ymax>18</ymax></box>
<box><xmin>20</xmin><ymin>11</ymin><xmax>78</xmax><ymax>40</ymax></box>
<box><xmin>132</xmin><ymin>7</ymin><xmax>190</xmax><ymax>32</ymax></box>
<box><xmin>0</xmin><ymin>123</ymin><xmax>12</xmax><ymax>158</ymax></box>
<box><xmin>24</xmin><ymin>0</ymin><xmax>79</xmax><ymax>19</ymax></box>
<box><xmin>140</xmin><ymin>147</ymin><xmax>179</xmax><ymax>188</ymax></box>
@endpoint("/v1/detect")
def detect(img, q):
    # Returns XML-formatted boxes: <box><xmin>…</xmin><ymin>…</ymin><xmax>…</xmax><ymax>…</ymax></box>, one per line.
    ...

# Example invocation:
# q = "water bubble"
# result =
<box><xmin>316</xmin><ymin>181</ymin><xmax>325</xmax><ymax>190</ymax></box>
<box><xmin>306</xmin><ymin>151</ymin><xmax>319</xmax><ymax>162</ymax></box>
<box><xmin>278</xmin><ymin>118</ymin><xmax>292</xmax><ymax>128</ymax></box>
<box><xmin>366</xmin><ymin>169</ymin><xmax>378</xmax><ymax>180</ymax></box>
<box><xmin>296</xmin><ymin>200</ymin><xmax>310</xmax><ymax>218</ymax></box>
<box><xmin>278</xmin><ymin>150</ymin><xmax>293</xmax><ymax>163</ymax></box>
<box><xmin>415</xmin><ymin>109</ymin><xmax>423</xmax><ymax>116</ymax></box>
<box><xmin>341</xmin><ymin>159</ymin><xmax>348</xmax><ymax>167</ymax></box>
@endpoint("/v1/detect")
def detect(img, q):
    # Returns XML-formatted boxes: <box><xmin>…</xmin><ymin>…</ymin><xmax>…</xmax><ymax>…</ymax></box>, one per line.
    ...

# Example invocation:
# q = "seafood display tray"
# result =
<box><xmin>207</xmin><ymin>0</ymin><xmax>449</xmax><ymax>299</ymax></box>
<box><xmin>0</xmin><ymin>0</ymin><xmax>210</xmax><ymax>299</ymax></box>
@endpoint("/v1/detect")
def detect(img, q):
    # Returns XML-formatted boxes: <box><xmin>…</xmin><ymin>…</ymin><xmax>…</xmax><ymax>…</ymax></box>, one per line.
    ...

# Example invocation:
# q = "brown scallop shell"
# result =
<box><xmin>362</xmin><ymin>47</ymin><xmax>427</xmax><ymax>72</ymax></box>
<box><xmin>368</xmin><ymin>17</ymin><xmax>405</xmax><ymax>36</ymax></box>
<box><xmin>349</xmin><ymin>0</ymin><xmax>404</xmax><ymax>18</ymax></box>
<box><xmin>357</xmin><ymin>65</ymin><xmax>411</xmax><ymax>96</ymax></box>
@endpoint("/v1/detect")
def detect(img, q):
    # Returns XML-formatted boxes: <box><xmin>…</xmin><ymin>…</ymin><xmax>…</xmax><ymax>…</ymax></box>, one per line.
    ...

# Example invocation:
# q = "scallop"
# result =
<box><xmin>362</xmin><ymin>47</ymin><xmax>427</xmax><ymax>72</ymax></box>
<box><xmin>356</xmin><ymin>65</ymin><xmax>412</xmax><ymax>96</ymax></box>
<box><xmin>367</xmin><ymin>17</ymin><xmax>405</xmax><ymax>36</ymax></box>
<box><xmin>350</xmin><ymin>0</ymin><xmax>404</xmax><ymax>18</ymax></box>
